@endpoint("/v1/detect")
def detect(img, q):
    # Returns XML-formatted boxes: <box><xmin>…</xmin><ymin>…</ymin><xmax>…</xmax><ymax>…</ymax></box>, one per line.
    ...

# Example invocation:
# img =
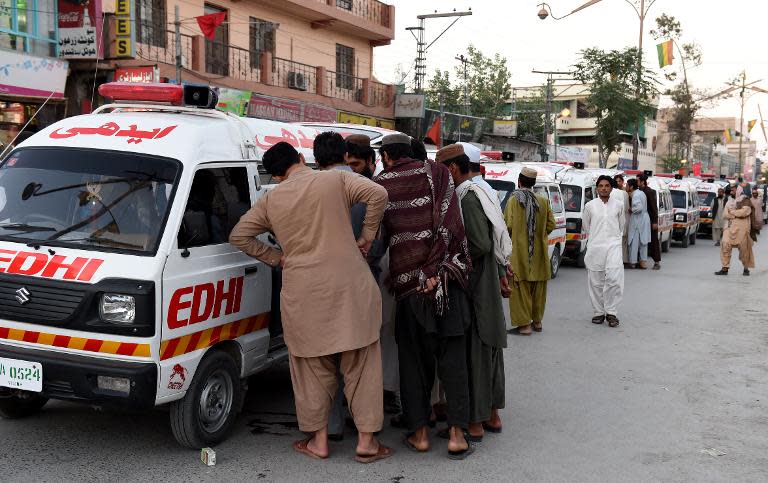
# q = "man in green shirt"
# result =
<box><xmin>438</xmin><ymin>143</ymin><xmax>508</xmax><ymax>440</ymax></box>
<box><xmin>504</xmin><ymin>167</ymin><xmax>555</xmax><ymax>336</ymax></box>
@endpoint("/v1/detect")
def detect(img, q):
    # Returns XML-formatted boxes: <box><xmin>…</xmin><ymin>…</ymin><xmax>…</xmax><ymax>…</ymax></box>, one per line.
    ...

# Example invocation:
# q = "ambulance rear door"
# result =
<box><xmin>158</xmin><ymin>162</ymin><xmax>271</xmax><ymax>401</ymax></box>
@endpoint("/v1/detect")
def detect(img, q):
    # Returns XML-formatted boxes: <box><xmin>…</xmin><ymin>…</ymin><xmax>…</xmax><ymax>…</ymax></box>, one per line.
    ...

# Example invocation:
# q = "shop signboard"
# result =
<box><xmin>547</xmin><ymin>145</ymin><xmax>589</xmax><ymax>164</ymax></box>
<box><xmin>115</xmin><ymin>66</ymin><xmax>157</xmax><ymax>83</ymax></box>
<box><xmin>216</xmin><ymin>88</ymin><xmax>252</xmax><ymax>116</ymax></box>
<box><xmin>58</xmin><ymin>0</ymin><xmax>104</xmax><ymax>59</ymax></box>
<box><xmin>0</xmin><ymin>50</ymin><xmax>69</xmax><ymax>98</ymax></box>
<box><xmin>248</xmin><ymin>94</ymin><xmax>302</xmax><ymax>122</ymax></box>
<box><xmin>115</xmin><ymin>0</ymin><xmax>136</xmax><ymax>58</ymax></box>
<box><xmin>303</xmin><ymin>103</ymin><xmax>337</xmax><ymax>123</ymax></box>
<box><xmin>337</xmin><ymin>111</ymin><xmax>395</xmax><ymax>130</ymax></box>
<box><xmin>394</xmin><ymin>94</ymin><xmax>425</xmax><ymax>118</ymax></box>
<box><xmin>492</xmin><ymin>119</ymin><xmax>518</xmax><ymax>137</ymax></box>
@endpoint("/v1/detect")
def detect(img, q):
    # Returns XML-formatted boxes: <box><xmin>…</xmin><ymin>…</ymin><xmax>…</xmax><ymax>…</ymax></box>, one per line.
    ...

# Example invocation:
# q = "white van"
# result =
<box><xmin>646</xmin><ymin>177</ymin><xmax>674</xmax><ymax>253</ymax></box>
<box><xmin>0</xmin><ymin>83</ymin><xmax>320</xmax><ymax>447</ymax></box>
<box><xmin>484</xmin><ymin>163</ymin><xmax>567</xmax><ymax>277</ymax></box>
<box><xmin>696</xmin><ymin>181</ymin><xmax>720</xmax><ymax>237</ymax></box>
<box><xmin>668</xmin><ymin>180</ymin><xmax>701</xmax><ymax>247</ymax></box>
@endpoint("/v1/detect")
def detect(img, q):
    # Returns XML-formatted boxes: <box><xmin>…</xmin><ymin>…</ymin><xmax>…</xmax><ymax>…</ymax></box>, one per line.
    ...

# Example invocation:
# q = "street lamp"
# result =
<box><xmin>537</xmin><ymin>0</ymin><xmax>658</xmax><ymax>169</ymax></box>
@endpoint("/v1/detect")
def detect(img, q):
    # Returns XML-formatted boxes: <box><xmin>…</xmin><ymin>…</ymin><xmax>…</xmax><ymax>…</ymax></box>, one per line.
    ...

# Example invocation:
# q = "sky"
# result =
<box><xmin>373</xmin><ymin>0</ymin><xmax>768</xmax><ymax>145</ymax></box>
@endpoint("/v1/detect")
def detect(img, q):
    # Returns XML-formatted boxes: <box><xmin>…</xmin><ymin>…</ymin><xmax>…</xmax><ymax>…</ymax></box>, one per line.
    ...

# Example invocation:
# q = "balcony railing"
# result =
<box><xmin>135</xmin><ymin>35</ymin><xmax>394</xmax><ymax>111</ymax></box>
<box><xmin>135</xmin><ymin>30</ymin><xmax>193</xmax><ymax>70</ymax></box>
<box><xmin>273</xmin><ymin>58</ymin><xmax>317</xmax><ymax>95</ymax></box>
<box><xmin>316</xmin><ymin>0</ymin><xmax>392</xmax><ymax>28</ymax></box>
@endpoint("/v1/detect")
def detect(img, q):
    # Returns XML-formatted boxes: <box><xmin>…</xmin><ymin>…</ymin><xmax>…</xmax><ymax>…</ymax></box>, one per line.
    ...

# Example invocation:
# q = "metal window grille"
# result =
<box><xmin>136</xmin><ymin>0</ymin><xmax>167</xmax><ymax>48</ymax></box>
<box><xmin>249</xmin><ymin>17</ymin><xmax>276</xmax><ymax>70</ymax></box>
<box><xmin>335</xmin><ymin>43</ymin><xmax>354</xmax><ymax>90</ymax></box>
<box><xmin>336</xmin><ymin>0</ymin><xmax>353</xmax><ymax>10</ymax></box>
<box><xmin>204</xmin><ymin>4</ymin><xmax>229</xmax><ymax>76</ymax></box>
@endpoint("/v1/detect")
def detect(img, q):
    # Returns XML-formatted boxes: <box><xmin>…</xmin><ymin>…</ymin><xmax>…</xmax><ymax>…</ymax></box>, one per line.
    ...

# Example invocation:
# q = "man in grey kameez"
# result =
<box><xmin>627</xmin><ymin>178</ymin><xmax>651</xmax><ymax>269</ymax></box>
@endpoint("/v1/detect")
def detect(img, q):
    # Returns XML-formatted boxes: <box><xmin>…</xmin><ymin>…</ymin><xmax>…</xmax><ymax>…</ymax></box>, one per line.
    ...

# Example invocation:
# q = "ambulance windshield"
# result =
<box><xmin>0</xmin><ymin>147</ymin><xmax>179</xmax><ymax>254</ymax></box>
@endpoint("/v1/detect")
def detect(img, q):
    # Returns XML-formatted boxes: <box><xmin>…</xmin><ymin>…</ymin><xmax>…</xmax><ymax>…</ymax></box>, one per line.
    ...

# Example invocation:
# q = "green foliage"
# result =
<box><xmin>573</xmin><ymin>47</ymin><xmax>659</xmax><ymax>167</ymax></box>
<box><xmin>424</xmin><ymin>44</ymin><xmax>511</xmax><ymax>126</ymax></box>
<box><xmin>661</xmin><ymin>154</ymin><xmax>685</xmax><ymax>172</ymax></box>
<box><xmin>513</xmin><ymin>86</ymin><xmax>546</xmax><ymax>141</ymax></box>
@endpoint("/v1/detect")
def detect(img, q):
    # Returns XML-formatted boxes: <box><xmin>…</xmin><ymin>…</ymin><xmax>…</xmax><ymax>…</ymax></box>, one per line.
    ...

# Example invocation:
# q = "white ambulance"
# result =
<box><xmin>668</xmin><ymin>179</ymin><xmax>701</xmax><ymax>247</ymax></box>
<box><xmin>484</xmin><ymin>163</ymin><xmax>567</xmax><ymax>278</ymax></box>
<box><xmin>0</xmin><ymin>83</ymin><xmax>320</xmax><ymax>448</ymax></box>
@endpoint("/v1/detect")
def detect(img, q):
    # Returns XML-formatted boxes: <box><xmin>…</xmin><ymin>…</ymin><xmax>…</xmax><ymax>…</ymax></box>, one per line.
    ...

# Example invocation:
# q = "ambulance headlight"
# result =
<box><xmin>675</xmin><ymin>214</ymin><xmax>686</xmax><ymax>222</ymax></box>
<box><xmin>100</xmin><ymin>294</ymin><xmax>136</xmax><ymax>324</ymax></box>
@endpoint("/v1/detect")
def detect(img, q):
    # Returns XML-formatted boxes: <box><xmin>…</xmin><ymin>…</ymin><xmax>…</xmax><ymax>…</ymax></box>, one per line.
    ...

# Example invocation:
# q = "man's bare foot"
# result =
<box><xmin>517</xmin><ymin>324</ymin><xmax>532</xmax><ymax>336</ymax></box>
<box><xmin>306</xmin><ymin>427</ymin><xmax>329</xmax><ymax>458</ymax></box>
<box><xmin>446</xmin><ymin>426</ymin><xmax>469</xmax><ymax>453</ymax></box>
<box><xmin>407</xmin><ymin>426</ymin><xmax>430</xmax><ymax>452</ymax></box>
<box><xmin>356</xmin><ymin>431</ymin><xmax>379</xmax><ymax>456</ymax></box>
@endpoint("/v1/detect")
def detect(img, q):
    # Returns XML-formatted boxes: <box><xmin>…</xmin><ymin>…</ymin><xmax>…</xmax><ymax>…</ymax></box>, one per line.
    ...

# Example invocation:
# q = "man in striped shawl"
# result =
<box><xmin>375</xmin><ymin>133</ymin><xmax>474</xmax><ymax>460</ymax></box>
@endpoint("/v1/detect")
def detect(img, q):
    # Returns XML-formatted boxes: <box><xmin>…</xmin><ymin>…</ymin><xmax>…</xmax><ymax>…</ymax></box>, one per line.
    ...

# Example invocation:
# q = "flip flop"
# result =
<box><xmin>355</xmin><ymin>444</ymin><xmax>394</xmax><ymax>464</ymax></box>
<box><xmin>437</xmin><ymin>427</ymin><xmax>483</xmax><ymax>443</ymax></box>
<box><xmin>482</xmin><ymin>422</ymin><xmax>502</xmax><ymax>434</ymax></box>
<box><xmin>448</xmin><ymin>445</ymin><xmax>475</xmax><ymax>460</ymax></box>
<box><xmin>292</xmin><ymin>438</ymin><xmax>327</xmax><ymax>460</ymax></box>
<box><xmin>402</xmin><ymin>433</ymin><xmax>429</xmax><ymax>453</ymax></box>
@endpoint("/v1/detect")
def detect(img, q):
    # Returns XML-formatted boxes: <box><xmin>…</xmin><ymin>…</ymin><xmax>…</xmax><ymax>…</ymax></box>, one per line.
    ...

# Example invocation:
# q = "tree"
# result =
<box><xmin>573</xmin><ymin>47</ymin><xmax>659</xmax><ymax>167</ymax></box>
<box><xmin>660</xmin><ymin>154</ymin><xmax>685</xmax><ymax>172</ymax></box>
<box><xmin>513</xmin><ymin>86</ymin><xmax>546</xmax><ymax>141</ymax></box>
<box><xmin>651</xmin><ymin>14</ymin><xmax>703</xmax><ymax>160</ymax></box>
<box><xmin>424</xmin><ymin>44</ymin><xmax>511</xmax><ymax>129</ymax></box>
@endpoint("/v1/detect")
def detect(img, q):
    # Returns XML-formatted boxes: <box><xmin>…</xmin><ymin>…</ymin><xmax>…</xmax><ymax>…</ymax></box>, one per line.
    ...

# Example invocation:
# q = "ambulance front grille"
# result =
<box><xmin>0</xmin><ymin>277</ymin><xmax>86</xmax><ymax>324</ymax></box>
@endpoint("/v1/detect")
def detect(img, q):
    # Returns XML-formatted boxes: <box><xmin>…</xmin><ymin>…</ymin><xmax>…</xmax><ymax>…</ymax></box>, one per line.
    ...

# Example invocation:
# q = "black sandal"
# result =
<box><xmin>448</xmin><ymin>445</ymin><xmax>475</xmax><ymax>460</ymax></box>
<box><xmin>437</xmin><ymin>427</ymin><xmax>482</xmax><ymax>443</ymax></box>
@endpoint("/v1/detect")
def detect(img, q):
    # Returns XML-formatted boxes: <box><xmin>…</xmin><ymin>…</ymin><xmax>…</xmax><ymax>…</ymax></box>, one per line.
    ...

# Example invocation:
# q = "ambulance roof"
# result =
<box><xmin>296</xmin><ymin>122</ymin><xmax>400</xmax><ymax>146</ymax></box>
<box><xmin>17</xmin><ymin>109</ymin><xmax>320</xmax><ymax>166</ymax></box>
<box><xmin>668</xmin><ymin>180</ymin><xmax>696</xmax><ymax>191</ymax></box>
<box><xmin>483</xmin><ymin>162</ymin><xmax>557</xmax><ymax>184</ymax></box>
<box><xmin>697</xmin><ymin>182</ymin><xmax>720</xmax><ymax>193</ymax></box>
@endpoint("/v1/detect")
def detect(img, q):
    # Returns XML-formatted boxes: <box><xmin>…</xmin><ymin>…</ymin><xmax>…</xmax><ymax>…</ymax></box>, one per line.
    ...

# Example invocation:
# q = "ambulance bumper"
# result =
<box><xmin>0</xmin><ymin>344</ymin><xmax>157</xmax><ymax>409</ymax></box>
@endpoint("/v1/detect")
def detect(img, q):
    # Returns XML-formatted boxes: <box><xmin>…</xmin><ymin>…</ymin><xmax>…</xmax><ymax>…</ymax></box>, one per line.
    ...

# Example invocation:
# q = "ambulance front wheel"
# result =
<box><xmin>170</xmin><ymin>350</ymin><xmax>242</xmax><ymax>449</ymax></box>
<box><xmin>0</xmin><ymin>392</ymin><xmax>48</xmax><ymax>419</ymax></box>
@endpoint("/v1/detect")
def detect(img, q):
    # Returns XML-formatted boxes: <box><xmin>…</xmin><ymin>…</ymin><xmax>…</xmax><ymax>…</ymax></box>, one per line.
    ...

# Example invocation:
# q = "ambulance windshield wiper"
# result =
<box><xmin>48</xmin><ymin>235</ymin><xmax>143</xmax><ymax>250</ymax></box>
<box><xmin>0</xmin><ymin>223</ymin><xmax>56</xmax><ymax>233</ymax></box>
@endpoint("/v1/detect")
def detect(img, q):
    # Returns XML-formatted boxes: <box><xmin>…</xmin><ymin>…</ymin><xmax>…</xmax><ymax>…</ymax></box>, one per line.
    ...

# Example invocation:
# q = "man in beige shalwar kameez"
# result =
<box><xmin>715</xmin><ymin>186</ymin><xmax>756</xmax><ymax>276</ymax></box>
<box><xmin>229</xmin><ymin>142</ymin><xmax>391</xmax><ymax>463</ymax></box>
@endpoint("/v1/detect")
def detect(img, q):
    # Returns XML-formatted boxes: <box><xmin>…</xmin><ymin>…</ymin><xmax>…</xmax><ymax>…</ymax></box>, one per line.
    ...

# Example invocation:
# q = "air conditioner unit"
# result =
<box><xmin>288</xmin><ymin>71</ymin><xmax>307</xmax><ymax>91</ymax></box>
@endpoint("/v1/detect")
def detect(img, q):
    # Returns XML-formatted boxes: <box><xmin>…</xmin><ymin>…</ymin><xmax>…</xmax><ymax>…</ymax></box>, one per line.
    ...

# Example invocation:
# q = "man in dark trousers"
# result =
<box><xmin>637</xmin><ymin>173</ymin><xmax>661</xmax><ymax>270</ymax></box>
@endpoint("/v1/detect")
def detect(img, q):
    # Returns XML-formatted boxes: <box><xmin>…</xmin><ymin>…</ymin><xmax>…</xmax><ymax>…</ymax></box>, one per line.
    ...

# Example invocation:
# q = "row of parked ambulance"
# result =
<box><xmin>0</xmin><ymin>82</ymin><xmax>754</xmax><ymax>450</ymax></box>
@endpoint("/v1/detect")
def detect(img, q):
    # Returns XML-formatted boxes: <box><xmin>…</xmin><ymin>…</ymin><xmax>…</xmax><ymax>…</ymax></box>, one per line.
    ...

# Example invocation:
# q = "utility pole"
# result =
<box><xmin>738</xmin><ymin>71</ymin><xmax>746</xmax><ymax>177</ymax></box>
<box><xmin>532</xmin><ymin>70</ymin><xmax>571</xmax><ymax>162</ymax></box>
<box><xmin>455</xmin><ymin>54</ymin><xmax>470</xmax><ymax>116</ymax></box>
<box><xmin>407</xmin><ymin>9</ymin><xmax>472</xmax><ymax>139</ymax></box>
<box><xmin>175</xmin><ymin>5</ymin><xmax>182</xmax><ymax>83</ymax></box>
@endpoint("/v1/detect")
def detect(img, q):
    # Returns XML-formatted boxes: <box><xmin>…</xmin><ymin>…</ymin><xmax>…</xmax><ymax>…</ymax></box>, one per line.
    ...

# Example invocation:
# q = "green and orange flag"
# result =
<box><xmin>656</xmin><ymin>40</ymin><xmax>674</xmax><ymax>68</ymax></box>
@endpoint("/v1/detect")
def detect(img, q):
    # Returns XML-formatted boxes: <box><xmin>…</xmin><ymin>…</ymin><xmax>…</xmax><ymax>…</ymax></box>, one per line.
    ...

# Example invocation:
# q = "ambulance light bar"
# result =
<box><xmin>98</xmin><ymin>82</ymin><xmax>218</xmax><ymax>108</ymax></box>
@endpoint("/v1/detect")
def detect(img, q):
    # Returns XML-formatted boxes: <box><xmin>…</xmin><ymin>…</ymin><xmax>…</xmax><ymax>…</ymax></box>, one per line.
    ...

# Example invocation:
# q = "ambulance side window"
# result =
<box><xmin>584</xmin><ymin>187</ymin><xmax>594</xmax><ymax>204</ymax></box>
<box><xmin>178</xmin><ymin>167</ymin><xmax>251</xmax><ymax>248</ymax></box>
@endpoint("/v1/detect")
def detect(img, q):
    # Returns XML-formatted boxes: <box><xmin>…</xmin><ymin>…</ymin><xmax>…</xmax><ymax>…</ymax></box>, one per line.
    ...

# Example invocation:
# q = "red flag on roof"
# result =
<box><xmin>692</xmin><ymin>162</ymin><xmax>701</xmax><ymax>177</ymax></box>
<box><xmin>196</xmin><ymin>12</ymin><xmax>227</xmax><ymax>41</ymax></box>
<box><xmin>426</xmin><ymin>118</ymin><xmax>441</xmax><ymax>148</ymax></box>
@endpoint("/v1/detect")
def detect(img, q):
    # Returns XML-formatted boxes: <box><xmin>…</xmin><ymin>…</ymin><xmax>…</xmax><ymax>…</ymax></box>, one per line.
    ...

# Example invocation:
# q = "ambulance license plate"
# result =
<box><xmin>0</xmin><ymin>357</ymin><xmax>42</xmax><ymax>392</ymax></box>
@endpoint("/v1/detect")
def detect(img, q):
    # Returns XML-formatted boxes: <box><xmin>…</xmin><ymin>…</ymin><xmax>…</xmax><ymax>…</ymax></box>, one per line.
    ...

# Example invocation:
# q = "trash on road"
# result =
<box><xmin>700</xmin><ymin>447</ymin><xmax>727</xmax><ymax>457</ymax></box>
<box><xmin>201</xmin><ymin>447</ymin><xmax>216</xmax><ymax>466</ymax></box>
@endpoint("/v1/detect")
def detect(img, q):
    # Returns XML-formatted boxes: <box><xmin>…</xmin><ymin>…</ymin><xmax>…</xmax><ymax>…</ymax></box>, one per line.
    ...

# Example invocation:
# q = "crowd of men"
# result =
<box><xmin>229</xmin><ymin>133</ymin><xmax>558</xmax><ymax>463</ymax></box>
<box><xmin>713</xmin><ymin>182</ymin><xmax>762</xmax><ymax>276</ymax></box>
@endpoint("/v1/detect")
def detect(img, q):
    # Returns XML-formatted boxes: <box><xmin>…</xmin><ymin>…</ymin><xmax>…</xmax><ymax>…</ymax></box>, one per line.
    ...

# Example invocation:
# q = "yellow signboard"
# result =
<box><xmin>115</xmin><ymin>0</ymin><xmax>135</xmax><ymax>58</ymax></box>
<box><xmin>337</xmin><ymin>111</ymin><xmax>395</xmax><ymax>130</ymax></box>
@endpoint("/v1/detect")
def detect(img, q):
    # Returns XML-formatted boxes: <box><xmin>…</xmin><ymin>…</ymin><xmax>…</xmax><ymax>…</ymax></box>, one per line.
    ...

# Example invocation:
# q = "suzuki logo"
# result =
<box><xmin>15</xmin><ymin>287</ymin><xmax>30</xmax><ymax>305</ymax></box>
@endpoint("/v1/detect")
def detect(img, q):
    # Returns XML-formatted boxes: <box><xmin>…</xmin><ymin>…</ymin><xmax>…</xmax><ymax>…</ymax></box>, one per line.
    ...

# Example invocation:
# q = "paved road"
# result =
<box><xmin>2</xmin><ymin>237</ymin><xmax>766</xmax><ymax>482</ymax></box>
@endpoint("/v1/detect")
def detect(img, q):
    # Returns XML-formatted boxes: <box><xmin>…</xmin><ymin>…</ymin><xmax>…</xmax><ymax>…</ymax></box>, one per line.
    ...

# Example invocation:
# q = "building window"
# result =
<box><xmin>335</xmin><ymin>43</ymin><xmax>354</xmax><ymax>90</ymax></box>
<box><xmin>0</xmin><ymin>0</ymin><xmax>57</xmax><ymax>56</ymax></box>
<box><xmin>204</xmin><ymin>4</ymin><xmax>228</xmax><ymax>76</ymax></box>
<box><xmin>576</xmin><ymin>99</ymin><xmax>591</xmax><ymax>119</ymax></box>
<box><xmin>336</xmin><ymin>0</ymin><xmax>352</xmax><ymax>10</ymax></box>
<box><xmin>248</xmin><ymin>17</ymin><xmax>276</xmax><ymax>69</ymax></box>
<box><xmin>136</xmin><ymin>0</ymin><xmax>167</xmax><ymax>48</ymax></box>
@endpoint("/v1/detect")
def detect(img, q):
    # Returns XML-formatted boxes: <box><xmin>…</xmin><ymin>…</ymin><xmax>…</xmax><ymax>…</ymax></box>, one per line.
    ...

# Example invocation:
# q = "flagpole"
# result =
<box><xmin>175</xmin><ymin>5</ymin><xmax>182</xmax><ymax>83</ymax></box>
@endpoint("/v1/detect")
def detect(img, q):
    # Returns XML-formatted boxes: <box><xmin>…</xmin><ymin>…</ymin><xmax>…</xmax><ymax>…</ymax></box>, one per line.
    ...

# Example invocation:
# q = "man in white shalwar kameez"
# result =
<box><xmin>583</xmin><ymin>175</ymin><xmax>625</xmax><ymax>328</ymax></box>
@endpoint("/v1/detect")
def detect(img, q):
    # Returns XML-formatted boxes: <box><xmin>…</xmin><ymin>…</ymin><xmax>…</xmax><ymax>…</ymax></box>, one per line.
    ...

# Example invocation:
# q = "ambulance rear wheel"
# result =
<box><xmin>170</xmin><ymin>351</ymin><xmax>242</xmax><ymax>449</ymax></box>
<box><xmin>550</xmin><ymin>247</ymin><xmax>561</xmax><ymax>279</ymax></box>
<box><xmin>0</xmin><ymin>392</ymin><xmax>48</xmax><ymax>419</ymax></box>
<box><xmin>661</xmin><ymin>239</ymin><xmax>670</xmax><ymax>253</ymax></box>
<box><xmin>681</xmin><ymin>233</ymin><xmax>689</xmax><ymax>248</ymax></box>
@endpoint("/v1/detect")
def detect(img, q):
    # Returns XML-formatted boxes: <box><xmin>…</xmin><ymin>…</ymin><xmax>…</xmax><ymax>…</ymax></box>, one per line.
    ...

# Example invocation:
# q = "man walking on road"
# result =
<box><xmin>583</xmin><ymin>176</ymin><xmax>625</xmax><ymax>327</ymax></box>
<box><xmin>504</xmin><ymin>166</ymin><xmax>555</xmax><ymax>336</ymax></box>
<box><xmin>438</xmin><ymin>143</ymin><xmax>509</xmax><ymax>442</ymax></box>
<box><xmin>627</xmin><ymin>179</ymin><xmax>651</xmax><ymax>269</ymax></box>
<box><xmin>374</xmin><ymin>134</ymin><xmax>474</xmax><ymax>460</ymax></box>
<box><xmin>638</xmin><ymin>174</ymin><xmax>661</xmax><ymax>270</ymax></box>
<box><xmin>712</xmin><ymin>188</ymin><xmax>726</xmax><ymax>246</ymax></box>
<box><xmin>613</xmin><ymin>174</ymin><xmax>631</xmax><ymax>267</ymax></box>
<box><xmin>229</xmin><ymin>142</ymin><xmax>392</xmax><ymax>463</ymax></box>
<box><xmin>716</xmin><ymin>185</ymin><xmax>757</xmax><ymax>276</ymax></box>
